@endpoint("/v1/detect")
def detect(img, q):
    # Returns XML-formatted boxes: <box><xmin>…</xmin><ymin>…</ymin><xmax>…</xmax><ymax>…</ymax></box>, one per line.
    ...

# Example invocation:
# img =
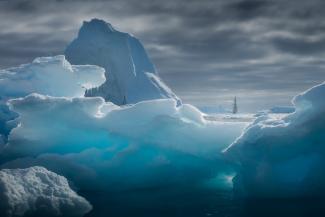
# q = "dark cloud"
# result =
<box><xmin>271</xmin><ymin>37</ymin><xmax>325</xmax><ymax>55</ymax></box>
<box><xmin>229</xmin><ymin>0</ymin><xmax>270</xmax><ymax>19</ymax></box>
<box><xmin>0</xmin><ymin>0</ymin><xmax>39</xmax><ymax>13</ymax></box>
<box><xmin>0</xmin><ymin>0</ymin><xmax>325</xmax><ymax>111</ymax></box>
<box><xmin>232</xmin><ymin>0</ymin><xmax>267</xmax><ymax>11</ymax></box>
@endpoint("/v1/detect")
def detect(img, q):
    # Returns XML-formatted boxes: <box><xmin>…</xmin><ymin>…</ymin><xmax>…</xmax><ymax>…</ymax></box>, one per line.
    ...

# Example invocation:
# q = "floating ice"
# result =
<box><xmin>1</xmin><ymin>94</ymin><xmax>247</xmax><ymax>190</ymax></box>
<box><xmin>225</xmin><ymin>82</ymin><xmax>325</xmax><ymax>197</ymax></box>
<box><xmin>0</xmin><ymin>166</ymin><xmax>92</xmax><ymax>217</ymax></box>
<box><xmin>65</xmin><ymin>19</ymin><xmax>180</xmax><ymax>105</ymax></box>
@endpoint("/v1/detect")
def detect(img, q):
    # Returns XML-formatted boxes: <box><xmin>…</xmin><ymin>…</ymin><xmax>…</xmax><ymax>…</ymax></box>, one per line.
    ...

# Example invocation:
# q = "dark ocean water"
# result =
<box><xmin>81</xmin><ymin>187</ymin><xmax>325</xmax><ymax>217</ymax></box>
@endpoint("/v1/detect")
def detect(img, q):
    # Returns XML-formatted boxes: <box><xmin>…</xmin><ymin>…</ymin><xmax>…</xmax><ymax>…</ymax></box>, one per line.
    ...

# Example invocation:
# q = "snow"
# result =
<box><xmin>65</xmin><ymin>18</ymin><xmax>180</xmax><ymax>105</ymax></box>
<box><xmin>2</xmin><ymin>94</ymin><xmax>247</xmax><ymax>190</ymax></box>
<box><xmin>0</xmin><ymin>166</ymin><xmax>92</xmax><ymax>217</ymax></box>
<box><xmin>225</xmin><ymin>81</ymin><xmax>325</xmax><ymax>197</ymax></box>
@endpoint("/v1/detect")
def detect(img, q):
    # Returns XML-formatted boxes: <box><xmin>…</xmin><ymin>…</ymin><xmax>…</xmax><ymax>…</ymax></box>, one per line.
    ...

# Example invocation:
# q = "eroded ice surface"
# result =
<box><xmin>0</xmin><ymin>166</ymin><xmax>92</xmax><ymax>217</ymax></box>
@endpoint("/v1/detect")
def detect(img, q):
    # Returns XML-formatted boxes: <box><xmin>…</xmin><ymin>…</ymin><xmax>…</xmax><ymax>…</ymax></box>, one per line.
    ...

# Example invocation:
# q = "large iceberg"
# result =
<box><xmin>0</xmin><ymin>166</ymin><xmax>92</xmax><ymax>217</ymax></box>
<box><xmin>2</xmin><ymin>93</ymin><xmax>246</xmax><ymax>190</ymax></box>
<box><xmin>65</xmin><ymin>19</ymin><xmax>180</xmax><ymax>105</ymax></box>
<box><xmin>225</xmin><ymin>82</ymin><xmax>325</xmax><ymax>198</ymax></box>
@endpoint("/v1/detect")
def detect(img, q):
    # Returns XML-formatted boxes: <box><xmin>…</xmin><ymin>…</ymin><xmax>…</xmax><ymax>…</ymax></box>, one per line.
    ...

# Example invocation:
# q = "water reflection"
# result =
<box><xmin>82</xmin><ymin>187</ymin><xmax>325</xmax><ymax>217</ymax></box>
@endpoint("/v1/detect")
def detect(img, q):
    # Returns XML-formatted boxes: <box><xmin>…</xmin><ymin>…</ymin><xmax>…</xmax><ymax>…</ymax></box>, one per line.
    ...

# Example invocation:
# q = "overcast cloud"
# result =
<box><xmin>0</xmin><ymin>0</ymin><xmax>325</xmax><ymax>111</ymax></box>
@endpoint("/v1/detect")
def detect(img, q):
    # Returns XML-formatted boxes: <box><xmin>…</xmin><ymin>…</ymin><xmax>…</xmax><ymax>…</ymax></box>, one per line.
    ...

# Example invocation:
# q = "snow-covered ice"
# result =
<box><xmin>0</xmin><ymin>55</ymin><xmax>105</xmax><ymax>99</ymax></box>
<box><xmin>65</xmin><ymin>19</ymin><xmax>180</xmax><ymax>105</ymax></box>
<box><xmin>0</xmin><ymin>166</ymin><xmax>92</xmax><ymax>217</ymax></box>
<box><xmin>225</xmin><ymin>81</ymin><xmax>325</xmax><ymax>197</ymax></box>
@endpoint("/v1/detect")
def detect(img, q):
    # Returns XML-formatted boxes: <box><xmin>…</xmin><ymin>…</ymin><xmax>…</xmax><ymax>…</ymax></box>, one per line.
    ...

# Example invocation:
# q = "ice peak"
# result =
<box><xmin>66</xmin><ymin>19</ymin><xmax>180</xmax><ymax>105</ymax></box>
<box><xmin>79</xmin><ymin>18</ymin><xmax>116</xmax><ymax>37</ymax></box>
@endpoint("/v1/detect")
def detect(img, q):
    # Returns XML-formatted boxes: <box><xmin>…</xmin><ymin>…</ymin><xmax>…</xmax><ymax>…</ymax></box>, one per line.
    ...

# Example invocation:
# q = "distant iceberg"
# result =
<box><xmin>65</xmin><ymin>19</ymin><xmax>180</xmax><ymax>105</ymax></box>
<box><xmin>198</xmin><ymin>105</ymin><xmax>230</xmax><ymax>114</ymax></box>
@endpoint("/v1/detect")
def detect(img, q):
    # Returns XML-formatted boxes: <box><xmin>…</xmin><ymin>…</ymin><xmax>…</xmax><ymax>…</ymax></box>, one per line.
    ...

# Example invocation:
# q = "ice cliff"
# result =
<box><xmin>225</xmin><ymin>82</ymin><xmax>325</xmax><ymax>197</ymax></box>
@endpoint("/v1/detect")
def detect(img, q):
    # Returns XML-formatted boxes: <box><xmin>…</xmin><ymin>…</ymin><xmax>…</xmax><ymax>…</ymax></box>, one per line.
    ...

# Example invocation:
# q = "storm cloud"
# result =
<box><xmin>0</xmin><ymin>0</ymin><xmax>325</xmax><ymax>111</ymax></box>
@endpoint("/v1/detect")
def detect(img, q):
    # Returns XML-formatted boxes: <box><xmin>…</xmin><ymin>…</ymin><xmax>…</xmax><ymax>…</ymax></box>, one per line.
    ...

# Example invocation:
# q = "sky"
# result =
<box><xmin>0</xmin><ymin>0</ymin><xmax>325</xmax><ymax>112</ymax></box>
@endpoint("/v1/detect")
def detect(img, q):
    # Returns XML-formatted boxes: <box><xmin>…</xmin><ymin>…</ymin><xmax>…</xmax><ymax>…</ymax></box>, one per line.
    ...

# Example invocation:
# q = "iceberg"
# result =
<box><xmin>65</xmin><ymin>19</ymin><xmax>180</xmax><ymax>105</ymax></box>
<box><xmin>225</xmin><ymin>82</ymin><xmax>325</xmax><ymax>197</ymax></box>
<box><xmin>0</xmin><ymin>19</ymin><xmax>245</xmax><ymax>198</ymax></box>
<box><xmin>0</xmin><ymin>54</ymin><xmax>246</xmax><ymax>191</ymax></box>
<box><xmin>0</xmin><ymin>166</ymin><xmax>92</xmax><ymax>217</ymax></box>
<box><xmin>2</xmin><ymin>93</ymin><xmax>246</xmax><ymax>190</ymax></box>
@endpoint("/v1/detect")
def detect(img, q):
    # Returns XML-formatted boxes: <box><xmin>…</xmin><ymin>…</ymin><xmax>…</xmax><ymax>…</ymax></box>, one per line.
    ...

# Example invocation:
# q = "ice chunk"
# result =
<box><xmin>0</xmin><ymin>55</ymin><xmax>106</xmax><ymax>146</ymax></box>
<box><xmin>225</xmin><ymin>82</ymin><xmax>325</xmax><ymax>197</ymax></box>
<box><xmin>65</xmin><ymin>19</ymin><xmax>180</xmax><ymax>105</ymax></box>
<box><xmin>0</xmin><ymin>166</ymin><xmax>92</xmax><ymax>217</ymax></box>
<box><xmin>0</xmin><ymin>55</ymin><xmax>105</xmax><ymax>99</ymax></box>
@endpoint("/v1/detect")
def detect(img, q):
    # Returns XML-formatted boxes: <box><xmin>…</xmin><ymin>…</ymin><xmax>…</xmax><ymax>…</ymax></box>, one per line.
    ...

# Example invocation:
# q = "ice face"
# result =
<box><xmin>225</xmin><ymin>82</ymin><xmax>325</xmax><ymax>197</ymax></box>
<box><xmin>65</xmin><ymin>19</ymin><xmax>180</xmax><ymax>105</ymax></box>
<box><xmin>0</xmin><ymin>166</ymin><xmax>92</xmax><ymax>217</ymax></box>
<box><xmin>2</xmin><ymin>94</ymin><xmax>247</xmax><ymax>190</ymax></box>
